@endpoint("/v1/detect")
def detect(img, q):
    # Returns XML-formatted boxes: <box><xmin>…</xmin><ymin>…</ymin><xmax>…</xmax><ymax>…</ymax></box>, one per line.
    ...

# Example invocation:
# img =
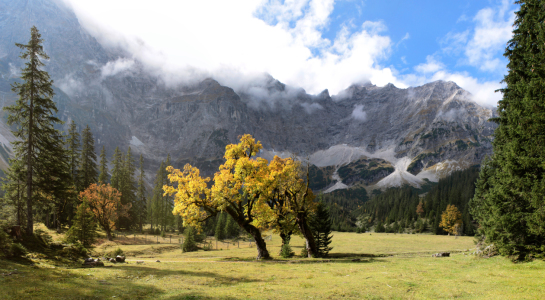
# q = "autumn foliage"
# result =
<box><xmin>165</xmin><ymin>134</ymin><xmax>317</xmax><ymax>259</ymax></box>
<box><xmin>439</xmin><ymin>204</ymin><xmax>462</xmax><ymax>236</ymax></box>
<box><xmin>416</xmin><ymin>201</ymin><xmax>425</xmax><ymax>217</ymax></box>
<box><xmin>80</xmin><ymin>183</ymin><xmax>129</xmax><ymax>240</ymax></box>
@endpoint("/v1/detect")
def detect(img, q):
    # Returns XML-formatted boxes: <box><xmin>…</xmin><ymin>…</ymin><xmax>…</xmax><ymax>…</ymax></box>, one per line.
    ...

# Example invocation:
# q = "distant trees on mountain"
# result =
<box><xmin>323</xmin><ymin>166</ymin><xmax>479</xmax><ymax>235</ymax></box>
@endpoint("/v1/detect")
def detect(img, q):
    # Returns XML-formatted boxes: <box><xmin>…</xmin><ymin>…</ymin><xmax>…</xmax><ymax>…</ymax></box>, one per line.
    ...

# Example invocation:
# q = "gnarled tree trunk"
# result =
<box><xmin>296</xmin><ymin>212</ymin><xmax>318</xmax><ymax>258</ymax></box>
<box><xmin>241</xmin><ymin>222</ymin><xmax>270</xmax><ymax>259</ymax></box>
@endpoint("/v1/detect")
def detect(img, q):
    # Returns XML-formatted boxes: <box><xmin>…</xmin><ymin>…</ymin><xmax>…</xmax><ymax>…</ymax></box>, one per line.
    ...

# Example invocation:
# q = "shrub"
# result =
<box><xmin>106</xmin><ymin>247</ymin><xmax>124</xmax><ymax>257</ymax></box>
<box><xmin>280</xmin><ymin>244</ymin><xmax>294</xmax><ymax>258</ymax></box>
<box><xmin>34</xmin><ymin>228</ymin><xmax>53</xmax><ymax>245</ymax></box>
<box><xmin>60</xmin><ymin>242</ymin><xmax>88</xmax><ymax>258</ymax></box>
<box><xmin>160</xmin><ymin>231</ymin><xmax>166</xmax><ymax>238</ymax></box>
<box><xmin>9</xmin><ymin>243</ymin><xmax>27</xmax><ymax>257</ymax></box>
<box><xmin>300</xmin><ymin>245</ymin><xmax>308</xmax><ymax>258</ymax></box>
<box><xmin>0</xmin><ymin>229</ymin><xmax>14</xmax><ymax>257</ymax></box>
<box><xmin>182</xmin><ymin>227</ymin><xmax>198</xmax><ymax>253</ymax></box>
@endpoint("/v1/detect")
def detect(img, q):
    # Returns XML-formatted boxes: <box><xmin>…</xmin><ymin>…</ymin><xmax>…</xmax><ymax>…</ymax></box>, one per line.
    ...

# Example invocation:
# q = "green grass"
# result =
<box><xmin>1</xmin><ymin>230</ymin><xmax>544</xmax><ymax>299</ymax></box>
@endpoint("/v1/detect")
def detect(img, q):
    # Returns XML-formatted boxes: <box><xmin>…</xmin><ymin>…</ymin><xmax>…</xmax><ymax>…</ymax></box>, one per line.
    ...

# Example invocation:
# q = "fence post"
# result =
<box><xmin>170</xmin><ymin>235</ymin><xmax>172</xmax><ymax>244</ymax></box>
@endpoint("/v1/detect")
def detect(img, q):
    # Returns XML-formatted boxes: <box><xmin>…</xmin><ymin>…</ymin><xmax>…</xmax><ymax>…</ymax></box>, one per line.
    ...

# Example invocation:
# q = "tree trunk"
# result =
<box><xmin>106</xmin><ymin>229</ymin><xmax>113</xmax><ymax>241</ymax></box>
<box><xmin>55</xmin><ymin>206</ymin><xmax>61</xmax><ymax>233</ymax></box>
<box><xmin>296</xmin><ymin>212</ymin><xmax>318</xmax><ymax>258</ymax></box>
<box><xmin>241</xmin><ymin>222</ymin><xmax>270</xmax><ymax>259</ymax></box>
<box><xmin>26</xmin><ymin>82</ymin><xmax>34</xmax><ymax>236</ymax></box>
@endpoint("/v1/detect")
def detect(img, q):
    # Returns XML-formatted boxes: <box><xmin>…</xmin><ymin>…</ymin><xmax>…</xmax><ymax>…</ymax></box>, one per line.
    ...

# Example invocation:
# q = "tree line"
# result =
<box><xmin>0</xmin><ymin>27</ymin><xmax>333</xmax><ymax>260</ymax></box>
<box><xmin>357</xmin><ymin>166</ymin><xmax>478</xmax><ymax>235</ymax></box>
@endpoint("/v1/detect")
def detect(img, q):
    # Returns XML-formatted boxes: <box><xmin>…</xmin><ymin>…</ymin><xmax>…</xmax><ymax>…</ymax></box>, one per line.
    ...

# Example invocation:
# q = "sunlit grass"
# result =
<box><xmin>1</xmin><ymin>227</ymin><xmax>544</xmax><ymax>299</ymax></box>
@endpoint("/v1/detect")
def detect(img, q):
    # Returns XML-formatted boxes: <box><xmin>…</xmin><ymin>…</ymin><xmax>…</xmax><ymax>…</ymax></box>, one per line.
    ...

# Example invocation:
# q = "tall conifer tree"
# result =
<box><xmin>471</xmin><ymin>0</ymin><xmax>545</xmax><ymax>260</ymax></box>
<box><xmin>119</xmin><ymin>147</ymin><xmax>137</xmax><ymax>229</ymax></box>
<box><xmin>39</xmin><ymin>130</ymin><xmax>73</xmax><ymax>231</ymax></box>
<box><xmin>150</xmin><ymin>161</ymin><xmax>165</xmax><ymax>231</ymax></box>
<box><xmin>3</xmin><ymin>26</ymin><xmax>63</xmax><ymax>235</ymax></box>
<box><xmin>136</xmin><ymin>154</ymin><xmax>147</xmax><ymax>232</ymax></box>
<box><xmin>98</xmin><ymin>146</ymin><xmax>108</xmax><ymax>184</ymax></box>
<box><xmin>110</xmin><ymin>147</ymin><xmax>122</xmax><ymax>190</ymax></box>
<box><xmin>66</xmin><ymin>120</ymin><xmax>80</xmax><ymax>187</ymax></box>
<box><xmin>79</xmin><ymin>126</ymin><xmax>98</xmax><ymax>191</ymax></box>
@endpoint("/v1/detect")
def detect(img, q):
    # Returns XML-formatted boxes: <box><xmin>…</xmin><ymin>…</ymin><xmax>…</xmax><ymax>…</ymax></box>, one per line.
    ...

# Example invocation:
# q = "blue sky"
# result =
<box><xmin>64</xmin><ymin>0</ymin><xmax>517</xmax><ymax>107</ymax></box>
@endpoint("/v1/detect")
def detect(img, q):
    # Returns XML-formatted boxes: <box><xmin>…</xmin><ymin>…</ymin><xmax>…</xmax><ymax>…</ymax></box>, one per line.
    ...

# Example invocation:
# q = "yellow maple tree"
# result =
<box><xmin>165</xmin><ymin>134</ymin><xmax>275</xmax><ymax>259</ymax></box>
<box><xmin>262</xmin><ymin>156</ymin><xmax>318</xmax><ymax>257</ymax></box>
<box><xmin>439</xmin><ymin>204</ymin><xmax>463</xmax><ymax>236</ymax></box>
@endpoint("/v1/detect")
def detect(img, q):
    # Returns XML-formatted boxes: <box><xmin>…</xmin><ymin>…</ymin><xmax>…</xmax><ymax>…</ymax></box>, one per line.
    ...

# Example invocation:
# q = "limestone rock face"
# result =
<box><xmin>0</xmin><ymin>0</ymin><xmax>496</xmax><ymax>190</ymax></box>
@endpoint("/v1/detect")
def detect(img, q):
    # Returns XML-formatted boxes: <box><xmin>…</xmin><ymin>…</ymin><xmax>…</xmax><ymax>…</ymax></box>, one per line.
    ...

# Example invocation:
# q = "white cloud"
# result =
<box><xmin>404</xmin><ymin>69</ymin><xmax>502</xmax><ymax>108</ymax></box>
<box><xmin>414</xmin><ymin>55</ymin><xmax>444</xmax><ymax>74</ymax></box>
<box><xmin>58</xmin><ymin>0</ymin><xmax>510</xmax><ymax>108</ymax></box>
<box><xmin>443</xmin><ymin>0</ymin><xmax>515</xmax><ymax>72</ymax></box>
<box><xmin>101</xmin><ymin>58</ymin><xmax>136</xmax><ymax>78</ymax></box>
<box><xmin>300</xmin><ymin>102</ymin><xmax>324</xmax><ymax>114</ymax></box>
<box><xmin>57</xmin><ymin>73</ymin><xmax>84</xmax><ymax>96</ymax></box>
<box><xmin>60</xmin><ymin>0</ymin><xmax>401</xmax><ymax>95</ymax></box>
<box><xmin>396</xmin><ymin>32</ymin><xmax>410</xmax><ymax>46</ymax></box>
<box><xmin>351</xmin><ymin>104</ymin><xmax>367</xmax><ymax>121</ymax></box>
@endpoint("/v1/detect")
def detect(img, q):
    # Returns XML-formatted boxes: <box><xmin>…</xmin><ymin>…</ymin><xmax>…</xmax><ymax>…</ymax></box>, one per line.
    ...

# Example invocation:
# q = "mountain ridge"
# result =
<box><xmin>0</xmin><ymin>0</ymin><xmax>496</xmax><ymax>192</ymax></box>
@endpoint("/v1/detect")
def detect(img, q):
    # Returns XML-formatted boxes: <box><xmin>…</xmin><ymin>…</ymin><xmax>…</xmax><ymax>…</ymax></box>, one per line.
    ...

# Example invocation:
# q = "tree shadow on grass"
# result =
<box><xmin>0</xmin><ymin>260</ymin><xmax>163</xmax><ymax>300</ymax></box>
<box><xmin>161</xmin><ymin>294</ymin><xmax>239</xmax><ymax>300</ymax></box>
<box><xmin>114</xmin><ymin>264</ymin><xmax>262</xmax><ymax>287</ymax></box>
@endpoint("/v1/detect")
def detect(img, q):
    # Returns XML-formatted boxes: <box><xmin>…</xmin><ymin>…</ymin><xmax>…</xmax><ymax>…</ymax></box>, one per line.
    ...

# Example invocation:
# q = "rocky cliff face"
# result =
<box><xmin>0</xmin><ymin>0</ymin><xmax>497</xmax><ymax>191</ymax></box>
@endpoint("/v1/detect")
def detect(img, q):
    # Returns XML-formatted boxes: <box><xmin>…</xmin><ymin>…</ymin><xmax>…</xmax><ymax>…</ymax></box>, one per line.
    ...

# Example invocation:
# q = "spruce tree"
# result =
<box><xmin>310</xmin><ymin>203</ymin><xmax>333</xmax><ymax>257</ymax></box>
<box><xmin>135</xmin><ymin>154</ymin><xmax>147</xmax><ymax>232</ymax></box>
<box><xmin>79</xmin><ymin>126</ymin><xmax>98</xmax><ymax>191</ymax></box>
<box><xmin>182</xmin><ymin>227</ymin><xmax>198</xmax><ymax>253</ymax></box>
<box><xmin>470</xmin><ymin>0</ymin><xmax>545</xmax><ymax>260</ymax></box>
<box><xmin>162</xmin><ymin>154</ymin><xmax>174</xmax><ymax>230</ymax></box>
<box><xmin>149</xmin><ymin>161</ymin><xmax>165</xmax><ymax>232</ymax></box>
<box><xmin>3</xmin><ymin>26</ymin><xmax>63</xmax><ymax>235</ymax></box>
<box><xmin>38</xmin><ymin>130</ymin><xmax>74</xmax><ymax>232</ymax></box>
<box><xmin>110</xmin><ymin>147</ymin><xmax>122</xmax><ymax>190</ymax></box>
<box><xmin>64</xmin><ymin>121</ymin><xmax>80</xmax><ymax>225</ymax></box>
<box><xmin>65</xmin><ymin>198</ymin><xmax>97</xmax><ymax>247</ymax></box>
<box><xmin>215</xmin><ymin>212</ymin><xmax>226</xmax><ymax>241</ymax></box>
<box><xmin>98</xmin><ymin>146</ymin><xmax>108</xmax><ymax>184</ymax></box>
<box><xmin>119</xmin><ymin>147</ymin><xmax>137</xmax><ymax>229</ymax></box>
<box><xmin>224</xmin><ymin>215</ymin><xmax>239</xmax><ymax>239</ymax></box>
<box><xmin>66</xmin><ymin>120</ymin><xmax>80</xmax><ymax>187</ymax></box>
<box><xmin>1</xmin><ymin>158</ymin><xmax>27</xmax><ymax>227</ymax></box>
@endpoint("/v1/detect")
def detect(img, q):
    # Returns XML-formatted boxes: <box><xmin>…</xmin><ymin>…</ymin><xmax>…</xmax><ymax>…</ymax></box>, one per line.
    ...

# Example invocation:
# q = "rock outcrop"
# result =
<box><xmin>0</xmin><ymin>0</ymin><xmax>497</xmax><ymax>191</ymax></box>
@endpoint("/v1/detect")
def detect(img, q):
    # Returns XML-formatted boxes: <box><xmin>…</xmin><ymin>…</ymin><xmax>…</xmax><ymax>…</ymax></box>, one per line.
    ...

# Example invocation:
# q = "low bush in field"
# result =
<box><xmin>280</xmin><ymin>244</ymin><xmax>294</xmax><ymax>258</ymax></box>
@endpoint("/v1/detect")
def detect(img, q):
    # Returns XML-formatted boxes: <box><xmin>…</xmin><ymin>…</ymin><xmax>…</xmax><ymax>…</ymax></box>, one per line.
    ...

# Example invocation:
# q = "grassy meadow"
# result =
<box><xmin>1</xmin><ymin>228</ymin><xmax>544</xmax><ymax>299</ymax></box>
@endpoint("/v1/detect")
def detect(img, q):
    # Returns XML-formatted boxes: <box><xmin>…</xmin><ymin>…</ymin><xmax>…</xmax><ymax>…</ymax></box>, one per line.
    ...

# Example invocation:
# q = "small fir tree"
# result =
<box><xmin>310</xmin><ymin>203</ymin><xmax>333</xmax><ymax>257</ymax></box>
<box><xmin>215</xmin><ymin>212</ymin><xmax>226</xmax><ymax>241</ymax></box>
<box><xmin>182</xmin><ymin>227</ymin><xmax>198</xmax><ymax>253</ymax></box>
<box><xmin>65</xmin><ymin>198</ymin><xmax>97</xmax><ymax>247</ymax></box>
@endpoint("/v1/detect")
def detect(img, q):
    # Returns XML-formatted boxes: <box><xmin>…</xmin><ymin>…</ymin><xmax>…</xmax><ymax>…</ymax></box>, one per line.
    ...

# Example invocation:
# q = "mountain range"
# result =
<box><xmin>0</xmin><ymin>0</ymin><xmax>496</xmax><ymax>193</ymax></box>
